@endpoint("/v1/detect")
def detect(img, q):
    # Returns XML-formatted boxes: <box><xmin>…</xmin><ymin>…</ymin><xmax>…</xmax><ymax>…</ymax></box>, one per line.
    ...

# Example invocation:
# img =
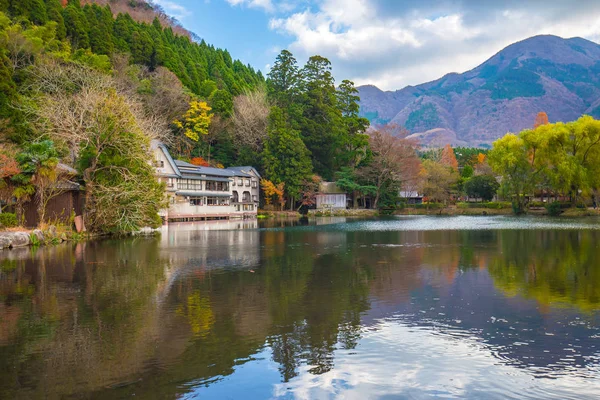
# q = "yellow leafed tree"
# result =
<box><xmin>173</xmin><ymin>101</ymin><xmax>213</xmax><ymax>142</ymax></box>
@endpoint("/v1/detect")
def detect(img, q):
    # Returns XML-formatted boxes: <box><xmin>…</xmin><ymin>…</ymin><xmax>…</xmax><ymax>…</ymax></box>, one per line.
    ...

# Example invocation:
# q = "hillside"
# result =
<box><xmin>358</xmin><ymin>35</ymin><xmax>600</xmax><ymax>147</ymax></box>
<box><xmin>82</xmin><ymin>0</ymin><xmax>192</xmax><ymax>38</ymax></box>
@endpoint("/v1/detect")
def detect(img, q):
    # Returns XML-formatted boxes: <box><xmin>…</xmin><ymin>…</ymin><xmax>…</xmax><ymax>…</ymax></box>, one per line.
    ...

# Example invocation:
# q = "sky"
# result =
<box><xmin>153</xmin><ymin>0</ymin><xmax>600</xmax><ymax>91</ymax></box>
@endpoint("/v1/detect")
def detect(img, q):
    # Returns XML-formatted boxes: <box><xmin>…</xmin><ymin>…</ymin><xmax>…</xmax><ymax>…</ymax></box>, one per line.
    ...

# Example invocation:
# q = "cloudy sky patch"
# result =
<box><xmin>158</xmin><ymin>0</ymin><xmax>600</xmax><ymax>90</ymax></box>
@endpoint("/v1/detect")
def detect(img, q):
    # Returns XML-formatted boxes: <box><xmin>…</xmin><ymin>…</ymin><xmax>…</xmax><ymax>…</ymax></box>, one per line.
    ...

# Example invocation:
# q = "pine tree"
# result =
<box><xmin>45</xmin><ymin>0</ymin><xmax>67</xmax><ymax>40</ymax></box>
<box><xmin>63</xmin><ymin>0</ymin><xmax>90</xmax><ymax>48</ymax></box>
<box><xmin>9</xmin><ymin>0</ymin><xmax>48</xmax><ymax>24</ymax></box>
<box><xmin>262</xmin><ymin>106</ymin><xmax>312</xmax><ymax>204</ymax></box>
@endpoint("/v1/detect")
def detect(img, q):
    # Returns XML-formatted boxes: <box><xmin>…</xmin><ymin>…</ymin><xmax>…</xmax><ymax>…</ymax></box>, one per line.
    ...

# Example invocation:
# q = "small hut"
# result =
<box><xmin>316</xmin><ymin>182</ymin><xmax>347</xmax><ymax>210</ymax></box>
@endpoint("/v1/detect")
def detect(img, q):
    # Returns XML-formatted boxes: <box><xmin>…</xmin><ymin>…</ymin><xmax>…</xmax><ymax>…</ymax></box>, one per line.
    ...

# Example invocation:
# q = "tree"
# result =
<box><xmin>63</xmin><ymin>0</ymin><xmax>90</xmax><ymax>49</ymax></box>
<box><xmin>267</xmin><ymin>50</ymin><xmax>300</xmax><ymax>108</ymax></box>
<box><xmin>262</xmin><ymin>106</ymin><xmax>312</xmax><ymax>208</ymax></box>
<box><xmin>441</xmin><ymin>144</ymin><xmax>459</xmax><ymax>171</ymax></box>
<box><xmin>488</xmin><ymin>134</ymin><xmax>535</xmax><ymax>213</ymax></box>
<box><xmin>336</xmin><ymin>79</ymin><xmax>370</xmax><ymax>168</ymax></box>
<box><xmin>232</xmin><ymin>88</ymin><xmax>269</xmax><ymax>152</ymax></box>
<box><xmin>261</xmin><ymin>178</ymin><xmax>284</xmax><ymax>210</ymax></box>
<box><xmin>534</xmin><ymin>111</ymin><xmax>549</xmax><ymax>128</ymax></box>
<box><xmin>419</xmin><ymin>160</ymin><xmax>459</xmax><ymax>205</ymax></box>
<box><xmin>29</xmin><ymin>62</ymin><xmax>165</xmax><ymax>233</ymax></box>
<box><xmin>464</xmin><ymin>175</ymin><xmax>499</xmax><ymax>202</ymax></box>
<box><xmin>14</xmin><ymin>140</ymin><xmax>73</xmax><ymax>224</ymax></box>
<box><xmin>299</xmin><ymin>175</ymin><xmax>322</xmax><ymax>209</ymax></box>
<box><xmin>9</xmin><ymin>0</ymin><xmax>47</xmax><ymax>25</ymax></box>
<box><xmin>299</xmin><ymin>55</ymin><xmax>344</xmax><ymax>179</ymax></box>
<box><xmin>360</xmin><ymin>126</ymin><xmax>420</xmax><ymax>209</ymax></box>
<box><xmin>335</xmin><ymin>167</ymin><xmax>375</xmax><ymax>209</ymax></box>
<box><xmin>173</xmin><ymin>100</ymin><xmax>213</xmax><ymax>142</ymax></box>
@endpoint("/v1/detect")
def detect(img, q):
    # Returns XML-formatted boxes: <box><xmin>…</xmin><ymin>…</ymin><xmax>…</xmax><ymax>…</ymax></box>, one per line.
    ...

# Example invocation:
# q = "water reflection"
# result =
<box><xmin>1</xmin><ymin>217</ymin><xmax>600</xmax><ymax>398</ymax></box>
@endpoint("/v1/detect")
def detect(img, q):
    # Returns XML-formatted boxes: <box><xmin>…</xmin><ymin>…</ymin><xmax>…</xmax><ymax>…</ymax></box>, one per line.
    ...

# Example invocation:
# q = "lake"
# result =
<box><xmin>2</xmin><ymin>216</ymin><xmax>600</xmax><ymax>399</ymax></box>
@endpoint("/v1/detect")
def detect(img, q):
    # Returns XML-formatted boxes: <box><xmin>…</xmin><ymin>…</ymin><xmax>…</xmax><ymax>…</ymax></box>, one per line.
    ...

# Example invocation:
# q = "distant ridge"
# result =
<box><xmin>358</xmin><ymin>35</ymin><xmax>600</xmax><ymax>147</ymax></box>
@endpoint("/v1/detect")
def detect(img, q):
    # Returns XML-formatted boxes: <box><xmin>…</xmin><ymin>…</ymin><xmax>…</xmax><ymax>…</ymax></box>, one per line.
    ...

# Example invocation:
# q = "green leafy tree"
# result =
<box><xmin>63</xmin><ymin>0</ymin><xmax>90</xmax><ymax>49</ymax></box>
<box><xmin>9</xmin><ymin>0</ymin><xmax>47</xmax><ymax>25</ymax></box>
<box><xmin>14</xmin><ymin>140</ymin><xmax>63</xmax><ymax>224</ymax></box>
<box><xmin>262</xmin><ymin>106</ymin><xmax>312</xmax><ymax>208</ymax></box>
<box><xmin>267</xmin><ymin>50</ymin><xmax>300</xmax><ymax>108</ymax></box>
<box><xmin>464</xmin><ymin>175</ymin><xmax>499</xmax><ymax>202</ymax></box>
<box><xmin>488</xmin><ymin>134</ymin><xmax>536</xmax><ymax>213</ymax></box>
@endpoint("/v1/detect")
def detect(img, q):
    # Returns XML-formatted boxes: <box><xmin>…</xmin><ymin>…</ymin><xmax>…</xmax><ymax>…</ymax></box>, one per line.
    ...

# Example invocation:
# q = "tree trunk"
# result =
<box><xmin>352</xmin><ymin>190</ymin><xmax>358</xmax><ymax>209</ymax></box>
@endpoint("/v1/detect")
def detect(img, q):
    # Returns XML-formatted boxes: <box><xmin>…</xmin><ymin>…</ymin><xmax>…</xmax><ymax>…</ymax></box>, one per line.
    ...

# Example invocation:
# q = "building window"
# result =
<box><xmin>237</xmin><ymin>178</ymin><xmax>243</xmax><ymax>185</ymax></box>
<box><xmin>207</xmin><ymin>197</ymin><xmax>229</xmax><ymax>206</ymax></box>
<box><xmin>206</xmin><ymin>181</ymin><xmax>229</xmax><ymax>191</ymax></box>
<box><xmin>252</xmin><ymin>180</ymin><xmax>257</xmax><ymax>188</ymax></box>
<box><xmin>252</xmin><ymin>195</ymin><xmax>258</xmax><ymax>202</ymax></box>
<box><xmin>190</xmin><ymin>197</ymin><xmax>203</xmax><ymax>206</ymax></box>
<box><xmin>167</xmin><ymin>178</ymin><xmax>174</xmax><ymax>188</ymax></box>
<box><xmin>243</xmin><ymin>204</ymin><xmax>254</xmax><ymax>211</ymax></box>
<box><xmin>178</xmin><ymin>179</ymin><xmax>202</xmax><ymax>191</ymax></box>
<box><xmin>232</xmin><ymin>191</ymin><xmax>239</xmax><ymax>202</ymax></box>
<box><xmin>245</xmin><ymin>178</ymin><xmax>251</xmax><ymax>187</ymax></box>
<box><xmin>242</xmin><ymin>191</ymin><xmax>251</xmax><ymax>202</ymax></box>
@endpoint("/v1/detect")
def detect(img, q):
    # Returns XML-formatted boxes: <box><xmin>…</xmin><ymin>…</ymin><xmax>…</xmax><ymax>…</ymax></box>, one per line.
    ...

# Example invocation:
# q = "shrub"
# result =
<box><xmin>413</xmin><ymin>202</ymin><xmax>444</xmax><ymax>210</ymax></box>
<box><xmin>0</xmin><ymin>213</ymin><xmax>18</xmax><ymax>228</ymax></box>
<box><xmin>546</xmin><ymin>202</ymin><xmax>563</xmax><ymax>216</ymax></box>
<box><xmin>456</xmin><ymin>202</ymin><xmax>511</xmax><ymax>209</ymax></box>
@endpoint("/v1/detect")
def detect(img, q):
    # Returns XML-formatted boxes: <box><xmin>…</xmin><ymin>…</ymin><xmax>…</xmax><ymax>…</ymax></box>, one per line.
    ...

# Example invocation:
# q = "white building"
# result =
<box><xmin>316</xmin><ymin>182</ymin><xmax>347</xmax><ymax>210</ymax></box>
<box><xmin>152</xmin><ymin>142</ymin><xmax>261</xmax><ymax>222</ymax></box>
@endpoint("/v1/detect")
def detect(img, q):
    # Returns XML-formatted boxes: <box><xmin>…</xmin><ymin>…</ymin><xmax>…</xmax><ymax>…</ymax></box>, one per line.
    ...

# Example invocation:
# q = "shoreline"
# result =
<box><xmin>3</xmin><ymin>209</ymin><xmax>599</xmax><ymax>251</ymax></box>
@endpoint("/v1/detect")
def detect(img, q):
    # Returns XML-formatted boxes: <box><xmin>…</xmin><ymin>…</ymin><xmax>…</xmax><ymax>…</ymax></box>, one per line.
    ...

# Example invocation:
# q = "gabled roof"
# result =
<box><xmin>318</xmin><ymin>182</ymin><xmax>345</xmax><ymax>194</ymax></box>
<box><xmin>152</xmin><ymin>141</ymin><xmax>260</xmax><ymax>180</ymax></box>
<box><xmin>226</xmin><ymin>166</ymin><xmax>261</xmax><ymax>178</ymax></box>
<box><xmin>151</xmin><ymin>140</ymin><xmax>181</xmax><ymax>178</ymax></box>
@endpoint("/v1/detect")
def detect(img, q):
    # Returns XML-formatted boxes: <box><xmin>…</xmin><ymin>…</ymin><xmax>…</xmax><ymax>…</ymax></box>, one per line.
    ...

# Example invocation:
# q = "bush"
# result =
<box><xmin>0</xmin><ymin>213</ymin><xmax>18</xmax><ymax>228</ymax></box>
<box><xmin>546</xmin><ymin>202</ymin><xmax>563</xmax><ymax>216</ymax></box>
<box><xmin>456</xmin><ymin>202</ymin><xmax>511</xmax><ymax>209</ymax></box>
<box><xmin>413</xmin><ymin>202</ymin><xmax>445</xmax><ymax>210</ymax></box>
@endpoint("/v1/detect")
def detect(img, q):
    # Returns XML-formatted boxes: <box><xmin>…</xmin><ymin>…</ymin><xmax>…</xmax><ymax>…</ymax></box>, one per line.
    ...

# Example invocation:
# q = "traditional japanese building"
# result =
<box><xmin>152</xmin><ymin>142</ymin><xmax>260</xmax><ymax>222</ymax></box>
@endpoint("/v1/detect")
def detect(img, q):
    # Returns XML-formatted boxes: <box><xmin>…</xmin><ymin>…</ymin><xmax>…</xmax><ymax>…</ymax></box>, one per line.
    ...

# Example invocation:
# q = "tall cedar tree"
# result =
<box><xmin>262</xmin><ymin>107</ymin><xmax>312</xmax><ymax>206</ymax></box>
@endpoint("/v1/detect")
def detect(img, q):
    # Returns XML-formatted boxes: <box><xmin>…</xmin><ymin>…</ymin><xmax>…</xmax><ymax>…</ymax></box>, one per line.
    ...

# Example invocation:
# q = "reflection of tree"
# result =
<box><xmin>489</xmin><ymin>230</ymin><xmax>600</xmax><ymax>312</ymax></box>
<box><xmin>176</xmin><ymin>290</ymin><xmax>214</xmax><ymax>337</ymax></box>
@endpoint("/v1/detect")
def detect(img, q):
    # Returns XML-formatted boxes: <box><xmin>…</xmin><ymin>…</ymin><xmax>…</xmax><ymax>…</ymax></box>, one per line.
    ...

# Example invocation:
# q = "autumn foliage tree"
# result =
<box><xmin>260</xmin><ymin>179</ymin><xmax>285</xmax><ymax>210</ymax></box>
<box><xmin>441</xmin><ymin>144</ymin><xmax>459</xmax><ymax>171</ymax></box>
<box><xmin>534</xmin><ymin>111</ymin><xmax>549</xmax><ymax>128</ymax></box>
<box><xmin>360</xmin><ymin>125</ymin><xmax>421</xmax><ymax>208</ymax></box>
<box><xmin>190</xmin><ymin>157</ymin><xmax>210</xmax><ymax>167</ymax></box>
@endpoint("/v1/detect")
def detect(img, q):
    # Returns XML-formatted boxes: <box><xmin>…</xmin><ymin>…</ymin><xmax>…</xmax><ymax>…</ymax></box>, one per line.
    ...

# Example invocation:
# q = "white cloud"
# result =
<box><xmin>152</xmin><ymin>0</ymin><xmax>192</xmax><ymax>20</ymax></box>
<box><xmin>261</xmin><ymin>0</ymin><xmax>600</xmax><ymax>90</ymax></box>
<box><xmin>226</xmin><ymin>0</ymin><xmax>275</xmax><ymax>13</ymax></box>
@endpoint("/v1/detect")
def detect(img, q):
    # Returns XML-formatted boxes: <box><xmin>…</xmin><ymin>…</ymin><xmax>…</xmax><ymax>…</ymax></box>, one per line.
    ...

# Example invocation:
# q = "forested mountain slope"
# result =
<box><xmin>358</xmin><ymin>35</ymin><xmax>600</xmax><ymax>147</ymax></box>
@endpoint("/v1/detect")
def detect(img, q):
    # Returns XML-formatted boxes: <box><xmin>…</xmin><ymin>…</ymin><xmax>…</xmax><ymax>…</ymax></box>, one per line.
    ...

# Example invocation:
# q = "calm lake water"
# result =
<box><xmin>2</xmin><ymin>216</ymin><xmax>600</xmax><ymax>399</ymax></box>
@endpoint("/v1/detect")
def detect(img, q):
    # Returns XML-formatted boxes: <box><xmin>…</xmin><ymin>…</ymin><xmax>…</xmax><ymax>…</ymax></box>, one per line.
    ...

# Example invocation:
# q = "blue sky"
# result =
<box><xmin>153</xmin><ymin>0</ymin><xmax>600</xmax><ymax>90</ymax></box>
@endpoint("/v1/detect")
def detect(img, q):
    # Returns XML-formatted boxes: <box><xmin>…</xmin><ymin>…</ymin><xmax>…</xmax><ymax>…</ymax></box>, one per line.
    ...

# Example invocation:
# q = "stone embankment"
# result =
<box><xmin>0</xmin><ymin>226</ymin><xmax>71</xmax><ymax>250</ymax></box>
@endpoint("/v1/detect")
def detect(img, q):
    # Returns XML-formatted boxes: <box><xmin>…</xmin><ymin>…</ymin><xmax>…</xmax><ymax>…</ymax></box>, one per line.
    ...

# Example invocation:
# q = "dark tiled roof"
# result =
<box><xmin>175</xmin><ymin>160</ymin><xmax>235</xmax><ymax>177</ymax></box>
<box><xmin>226</xmin><ymin>166</ymin><xmax>261</xmax><ymax>178</ymax></box>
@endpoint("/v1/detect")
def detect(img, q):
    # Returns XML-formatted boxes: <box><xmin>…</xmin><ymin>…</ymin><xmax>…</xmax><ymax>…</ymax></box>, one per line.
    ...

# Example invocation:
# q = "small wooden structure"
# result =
<box><xmin>23</xmin><ymin>164</ymin><xmax>84</xmax><ymax>228</ymax></box>
<box><xmin>316</xmin><ymin>182</ymin><xmax>347</xmax><ymax>210</ymax></box>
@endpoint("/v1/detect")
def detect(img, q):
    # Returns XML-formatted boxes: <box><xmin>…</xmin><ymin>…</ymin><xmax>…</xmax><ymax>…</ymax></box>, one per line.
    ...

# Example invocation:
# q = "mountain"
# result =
<box><xmin>358</xmin><ymin>35</ymin><xmax>600</xmax><ymax>147</ymax></box>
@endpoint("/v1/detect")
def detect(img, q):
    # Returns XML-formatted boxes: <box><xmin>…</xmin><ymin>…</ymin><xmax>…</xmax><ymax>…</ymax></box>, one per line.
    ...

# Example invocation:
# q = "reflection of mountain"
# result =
<box><xmin>2</xmin><ymin>222</ymin><xmax>600</xmax><ymax>398</ymax></box>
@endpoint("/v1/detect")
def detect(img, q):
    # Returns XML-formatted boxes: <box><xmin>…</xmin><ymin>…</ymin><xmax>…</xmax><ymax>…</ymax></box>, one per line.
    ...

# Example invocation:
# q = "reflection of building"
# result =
<box><xmin>159</xmin><ymin>221</ymin><xmax>260</xmax><ymax>269</ymax></box>
<box><xmin>152</xmin><ymin>142</ymin><xmax>260</xmax><ymax>221</ymax></box>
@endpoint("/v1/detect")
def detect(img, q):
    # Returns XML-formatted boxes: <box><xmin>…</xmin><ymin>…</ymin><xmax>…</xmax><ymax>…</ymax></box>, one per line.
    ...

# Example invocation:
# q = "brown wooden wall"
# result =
<box><xmin>24</xmin><ymin>191</ymin><xmax>84</xmax><ymax>228</ymax></box>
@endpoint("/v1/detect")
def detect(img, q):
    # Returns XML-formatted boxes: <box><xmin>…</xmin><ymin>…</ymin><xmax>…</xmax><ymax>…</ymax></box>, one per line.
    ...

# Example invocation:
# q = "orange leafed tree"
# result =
<box><xmin>261</xmin><ymin>179</ymin><xmax>285</xmax><ymax>210</ymax></box>
<box><xmin>190</xmin><ymin>157</ymin><xmax>210</xmax><ymax>167</ymax></box>
<box><xmin>476</xmin><ymin>153</ymin><xmax>486</xmax><ymax>165</ymax></box>
<box><xmin>440</xmin><ymin>144</ymin><xmax>458</xmax><ymax>171</ymax></box>
<box><xmin>534</xmin><ymin>112</ymin><xmax>549</xmax><ymax>128</ymax></box>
